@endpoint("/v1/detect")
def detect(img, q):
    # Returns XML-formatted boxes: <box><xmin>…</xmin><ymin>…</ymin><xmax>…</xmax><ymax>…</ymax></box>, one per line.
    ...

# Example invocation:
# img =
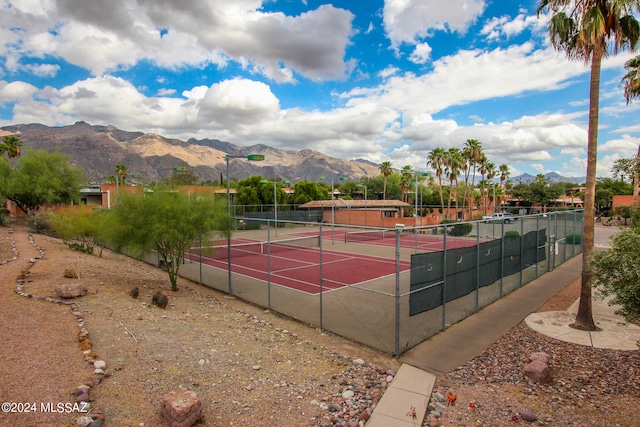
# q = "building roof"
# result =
<box><xmin>299</xmin><ymin>199</ymin><xmax>410</xmax><ymax>209</ymax></box>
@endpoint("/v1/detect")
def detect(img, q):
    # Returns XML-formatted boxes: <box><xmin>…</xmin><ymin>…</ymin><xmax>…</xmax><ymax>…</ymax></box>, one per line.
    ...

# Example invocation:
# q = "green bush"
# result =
<box><xmin>504</xmin><ymin>230</ymin><xmax>520</xmax><ymax>238</ymax></box>
<box><xmin>0</xmin><ymin>207</ymin><xmax>9</xmax><ymax>226</ymax></box>
<box><xmin>565</xmin><ymin>234</ymin><xmax>582</xmax><ymax>244</ymax></box>
<box><xmin>448</xmin><ymin>222</ymin><xmax>473</xmax><ymax>236</ymax></box>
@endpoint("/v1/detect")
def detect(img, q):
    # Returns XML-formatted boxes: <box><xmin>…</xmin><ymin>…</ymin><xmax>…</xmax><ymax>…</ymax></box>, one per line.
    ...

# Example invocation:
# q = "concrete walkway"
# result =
<box><xmin>400</xmin><ymin>255</ymin><xmax>583</xmax><ymax>375</ymax></box>
<box><xmin>366</xmin><ymin>225</ymin><xmax>635</xmax><ymax>427</ymax></box>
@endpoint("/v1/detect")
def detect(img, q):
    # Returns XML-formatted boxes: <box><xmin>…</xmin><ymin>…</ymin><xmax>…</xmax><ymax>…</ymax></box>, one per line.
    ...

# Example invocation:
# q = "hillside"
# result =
<box><xmin>0</xmin><ymin>122</ymin><xmax>380</xmax><ymax>184</ymax></box>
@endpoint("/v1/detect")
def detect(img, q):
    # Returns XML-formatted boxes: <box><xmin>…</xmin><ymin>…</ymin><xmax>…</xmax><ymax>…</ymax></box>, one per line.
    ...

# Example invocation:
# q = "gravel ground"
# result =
<box><xmin>2</xmin><ymin>224</ymin><xmax>639</xmax><ymax>427</ymax></box>
<box><xmin>425</xmin><ymin>279</ymin><xmax>640</xmax><ymax>427</ymax></box>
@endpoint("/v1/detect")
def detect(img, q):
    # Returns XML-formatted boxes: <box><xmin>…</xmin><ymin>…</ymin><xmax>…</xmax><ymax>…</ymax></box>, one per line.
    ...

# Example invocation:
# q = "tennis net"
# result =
<box><xmin>344</xmin><ymin>229</ymin><xmax>394</xmax><ymax>243</ymax></box>
<box><xmin>192</xmin><ymin>235</ymin><xmax>320</xmax><ymax>260</ymax></box>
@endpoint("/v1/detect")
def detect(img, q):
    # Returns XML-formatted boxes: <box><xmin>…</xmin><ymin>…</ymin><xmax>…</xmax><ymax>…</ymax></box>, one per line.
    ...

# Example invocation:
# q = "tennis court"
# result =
<box><xmin>186</xmin><ymin>235</ymin><xmax>411</xmax><ymax>295</ymax></box>
<box><xmin>293</xmin><ymin>227</ymin><xmax>479</xmax><ymax>252</ymax></box>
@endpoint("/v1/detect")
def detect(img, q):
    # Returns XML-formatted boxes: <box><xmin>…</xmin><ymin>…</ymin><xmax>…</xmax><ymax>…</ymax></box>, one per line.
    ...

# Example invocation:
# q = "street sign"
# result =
<box><xmin>131</xmin><ymin>173</ymin><xmax>142</xmax><ymax>178</ymax></box>
<box><xmin>173</xmin><ymin>166</ymin><xmax>187</xmax><ymax>171</ymax></box>
<box><xmin>247</xmin><ymin>154</ymin><xmax>265</xmax><ymax>161</ymax></box>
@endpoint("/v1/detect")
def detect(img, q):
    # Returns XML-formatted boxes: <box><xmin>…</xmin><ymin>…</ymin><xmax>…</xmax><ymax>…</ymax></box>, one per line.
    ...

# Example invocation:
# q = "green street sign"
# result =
<box><xmin>131</xmin><ymin>173</ymin><xmax>142</xmax><ymax>178</ymax></box>
<box><xmin>317</xmin><ymin>175</ymin><xmax>326</xmax><ymax>180</ymax></box>
<box><xmin>173</xmin><ymin>166</ymin><xmax>187</xmax><ymax>171</ymax></box>
<box><xmin>247</xmin><ymin>154</ymin><xmax>265</xmax><ymax>161</ymax></box>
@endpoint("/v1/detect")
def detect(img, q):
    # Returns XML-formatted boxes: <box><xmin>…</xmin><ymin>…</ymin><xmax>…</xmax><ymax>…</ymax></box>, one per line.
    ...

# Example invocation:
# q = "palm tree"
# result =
<box><xmin>621</xmin><ymin>55</ymin><xmax>640</xmax><ymax>103</ymax></box>
<box><xmin>400</xmin><ymin>165</ymin><xmax>414</xmax><ymax>204</ymax></box>
<box><xmin>499</xmin><ymin>164</ymin><xmax>510</xmax><ymax>210</ymax></box>
<box><xmin>115</xmin><ymin>164</ymin><xmax>128</xmax><ymax>186</ymax></box>
<box><xmin>538</xmin><ymin>0</ymin><xmax>640</xmax><ymax>331</ymax></box>
<box><xmin>478</xmin><ymin>154</ymin><xmax>489</xmax><ymax>213</ymax></box>
<box><xmin>427</xmin><ymin>148</ymin><xmax>447</xmax><ymax>218</ymax></box>
<box><xmin>1</xmin><ymin>135</ymin><xmax>23</xmax><ymax>167</ymax></box>
<box><xmin>444</xmin><ymin>148</ymin><xmax>463</xmax><ymax>220</ymax></box>
<box><xmin>485</xmin><ymin>162</ymin><xmax>497</xmax><ymax>213</ymax></box>
<box><xmin>380</xmin><ymin>161</ymin><xmax>393</xmax><ymax>200</ymax></box>
<box><xmin>463</xmin><ymin>139</ymin><xmax>483</xmax><ymax>219</ymax></box>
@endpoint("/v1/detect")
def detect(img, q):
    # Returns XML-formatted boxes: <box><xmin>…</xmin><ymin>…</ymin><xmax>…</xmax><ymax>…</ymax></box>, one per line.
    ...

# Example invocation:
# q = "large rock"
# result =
<box><xmin>55</xmin><ymin>283</ymin><xmax>88</xmax><ymax>299</ymax></box>
<box><xmin>161</xmin><ymin>386</ymin><xmax>203</xmax><ymax>427</ymax></box>
<box><xmin>528</xmin><ymin>352</ymin><xmax>550</xmax><ymax>364</ymax></box>
<box><xmin>523</xmin><ymin>360</ymin><xmax>551</xmax><ymax>383</ymax></box>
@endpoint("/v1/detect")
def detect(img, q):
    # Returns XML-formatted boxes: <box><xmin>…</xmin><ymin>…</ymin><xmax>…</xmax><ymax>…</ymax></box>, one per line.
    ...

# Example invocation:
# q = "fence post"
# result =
<box><xmin>319</xmin><ymin>223</ymin><xmax>323</xmax><ymax>330</ymax></box>
<box><xmin>395</xmin><ymin>227</ymin><xmax>401</xmax><ymax>357</ymax></box>
<box><xmin>475</xmin><ymin>223</ymin><xmax>480</xmax><ymax>312</ymax></box>
<box><xmin>442</xmin><ymin>224</ymin><xmax>447</xmax><ymax>331</ymax></box>
<box><xmin>267</xmin><ymin>220</ymin><xmax>271</xmax><ymax>310</ymax></box>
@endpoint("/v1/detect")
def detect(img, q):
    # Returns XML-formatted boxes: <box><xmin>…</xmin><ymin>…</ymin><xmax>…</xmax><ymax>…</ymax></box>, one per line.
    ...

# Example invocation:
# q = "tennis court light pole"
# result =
<box><xmin>225</xmin><ymin>154</ymin><xmax>265</xmax><ymax>296</ymax></box>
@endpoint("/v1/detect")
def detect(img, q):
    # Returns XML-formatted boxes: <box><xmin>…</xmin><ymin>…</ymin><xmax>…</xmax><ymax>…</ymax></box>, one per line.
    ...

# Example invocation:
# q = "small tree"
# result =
<box><xmin>592</xmin><ymin>206</ymin><xmax>640</xmax><ymax>323</ymax></box>
<box><xmin>106</xmin><ymin>191</ymin><xmax>230</xmax><ymax>291</ymax></box>
<box><xmin>0</xmin><ymin>149</ymin><xmax>85</xmax><ymax>215</ymax></box>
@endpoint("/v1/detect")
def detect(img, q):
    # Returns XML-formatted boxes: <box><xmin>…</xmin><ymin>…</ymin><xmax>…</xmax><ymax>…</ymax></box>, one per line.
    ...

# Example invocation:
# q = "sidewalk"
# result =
<box><xmin>367</xmin><ymin>255</ymin><xmax>584</xmax><ymax>426</ymax></box>
<box><xmin>399</xmin><ymin>255</ymin><xmax>583</xmax><ymax>375</ymax></box>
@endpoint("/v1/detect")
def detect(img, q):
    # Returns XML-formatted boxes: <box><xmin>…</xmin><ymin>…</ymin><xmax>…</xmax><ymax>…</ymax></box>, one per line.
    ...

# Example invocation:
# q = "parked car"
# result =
<box><xmin>482</xmin><ymin>212</ymin><xmax>518</xmax><ymax>223</ymax></box>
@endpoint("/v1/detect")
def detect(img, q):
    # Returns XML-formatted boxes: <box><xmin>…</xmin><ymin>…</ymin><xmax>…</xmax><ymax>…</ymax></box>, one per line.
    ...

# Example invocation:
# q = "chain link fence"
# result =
<box><xmin>170</xmin><ymin>209</ymin><xmax>584</xmax><ymax>356</ymax></box>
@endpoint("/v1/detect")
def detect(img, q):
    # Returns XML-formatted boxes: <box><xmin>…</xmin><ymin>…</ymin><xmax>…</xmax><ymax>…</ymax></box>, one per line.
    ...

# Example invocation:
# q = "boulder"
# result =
<box><xmin>64</xmin><ymin>269</ymin><xmax>80</xmax><ymax>278</ymax></box>
<box><xmin>162</xmin><ymin>386</ymin><xmax>203</xmax><ymax>427</ymax></box>
<box><xmin>528</xmin><ymin>352</ymin><xmax>550</xmax><ymax>364</ymax></box>
<box><xmin>55</xmin><ymin>283</ymin><xmax>88</xmax><ymax>299</ymax></box>
<box><xmin>523</xmin><ymin>360</ymin><xmax>551</xmax><ymax>383</ymax></box>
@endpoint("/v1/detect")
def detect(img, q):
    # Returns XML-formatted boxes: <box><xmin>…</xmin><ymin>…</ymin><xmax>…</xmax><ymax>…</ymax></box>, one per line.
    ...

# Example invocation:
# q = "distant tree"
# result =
<box><xmin>379</xmin><ymin>161</ymin><xmax>393</xmax><ymax>200</ymax></box>
<box><xmin>235</xmin><ymin>176</ymin><xmax>286</xmax><ymax>211</ymax></box>
<box><xmin>427</xmin><ymin>147</ymin><xmax>447</xmax><ymax>216</ymax></box>
<box><xmin>595</xmin><ymin>188</ymin><xmax>612</xmax><ymax>213</ymax></box>
<box><xmin>115</xmin><ymin>164</ymin><xmax>128</xmax><ymax>185</ymax></box>
<box><xmin>0</xmin><ymin>149</ymin><xmax>85</xmax><ymax>215</ymax></box>
<box><xmin>621</xmin><ymin>54</ymin><xmax>640</xmax><ymax>103</ymax></box>
<box><xmin>400</xmin><ymin>165</ymin><xmax>414</xmax><ymax>203</ymax></box>
<box><xmin>462</xmin><ymin>139</ymin><xmax>483</xmax><ymax>218</ymax></box>
<box><xmin>161</xmin><ymin>168</ymin><xmax>199</xmax><ymax>186</ymax></box>
<box><xmin>292</xmin><ymin>180</ymin><xmax>329</xmax><ymax>204</ymax></box>
<box><xmin>612</xmin><ymin>148</ymin><xmax>640</xmax><ymax>205</ymax></box>
<box><xmin>0</xmin><ymin>135</ymin><xmax>23</xmax><ymax>166</ymax></box>
<box><xmin>597</xmin><ymin>177</ymin><xmax>632</xmax><ymax>196</ymax></box>
<box><xmin>106</xmin><ymin>191</ymin><xmax>230</xmax><ymax>291</ymax></box>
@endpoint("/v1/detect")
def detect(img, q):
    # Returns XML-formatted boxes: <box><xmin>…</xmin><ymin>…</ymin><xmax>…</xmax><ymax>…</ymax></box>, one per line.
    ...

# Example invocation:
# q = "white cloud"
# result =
<box><xmin>599</xmin><ymin>134</ymin><xmax>640</xmax><ymax>156</ymax></box>
<box><xmin>409</xmin><ymin>43</ymin><xmax>432</xmax><ymax>64</ymax></box>
<box><xmin>4</xmin><ymin>1</ymin><xmax>355</xmax><ymax>81</ymax></box>
<box><xmin>530</xmin><ymin>163</ymin><xmax>548</xmax><ymax>174</ymax></box>
<box><xmin>481</xmin><ymin>13</ymin><xmax>545</xmax><ymax>41</ymax></box>
<box><xmin>383</xmin><ymin>0</ymin><xmax>486</xmax><ymax>47</ymax></box>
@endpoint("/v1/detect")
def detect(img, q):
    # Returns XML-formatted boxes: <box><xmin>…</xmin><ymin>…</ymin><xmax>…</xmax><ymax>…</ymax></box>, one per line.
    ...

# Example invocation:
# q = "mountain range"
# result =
<box><xmin>0</xmin><ymin>122</ymin><xmax>585</xmax><ymax>185</ymax></box>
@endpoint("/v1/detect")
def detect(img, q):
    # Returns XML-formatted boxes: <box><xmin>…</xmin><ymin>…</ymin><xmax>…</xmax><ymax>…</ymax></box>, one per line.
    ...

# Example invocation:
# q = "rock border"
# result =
<box><xmin>8</xmin><ymin>230</ymin><xmax>107</xmax><ymax>427</ymax></box>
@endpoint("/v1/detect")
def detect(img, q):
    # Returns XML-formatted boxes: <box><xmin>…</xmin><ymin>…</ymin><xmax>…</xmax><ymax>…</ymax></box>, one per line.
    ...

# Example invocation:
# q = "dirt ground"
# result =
<box><xmin>1</xmin><ymin>224</ymin><xmax>638</xmax><ymax>427</ymax></box>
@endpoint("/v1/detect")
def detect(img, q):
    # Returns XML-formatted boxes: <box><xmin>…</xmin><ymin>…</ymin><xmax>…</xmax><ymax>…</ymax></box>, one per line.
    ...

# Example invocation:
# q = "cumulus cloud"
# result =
<box><xmin>5</xmin><ymin>0</ymin><xmax>355</xmax><ymax>81</ymax></box>
<box><xmin>409</xmin><ymin>43</ymin><xmax>432</xmax><ymax>64</ymax></box>
<box><xmin>383</xmin><ymin>0</ymin><xmax>486</xmax><ymax>47</ymax></box>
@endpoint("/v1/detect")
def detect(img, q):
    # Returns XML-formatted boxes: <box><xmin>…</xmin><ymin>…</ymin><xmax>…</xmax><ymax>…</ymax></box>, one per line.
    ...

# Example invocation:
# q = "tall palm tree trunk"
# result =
<box><xmin>573</xmin><ymin>51</ymin><xmax>601</xmax><ymax>331</ymax></box>
<box><xmin>634</xmin><ymin>144</ymin><xmax>640</xmax><ymax>206</ymax></box>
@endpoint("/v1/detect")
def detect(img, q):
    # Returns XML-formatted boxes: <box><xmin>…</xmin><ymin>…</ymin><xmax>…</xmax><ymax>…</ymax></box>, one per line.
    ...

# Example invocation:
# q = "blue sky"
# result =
<box><xmin>1</xmin><ymin>0</ymin><xmax>639</xmax><ymax>179</ymax></box>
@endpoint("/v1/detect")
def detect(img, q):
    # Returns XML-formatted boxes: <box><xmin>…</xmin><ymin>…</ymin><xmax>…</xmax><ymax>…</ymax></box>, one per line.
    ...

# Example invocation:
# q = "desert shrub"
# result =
<box><xmin>27</xmin><ymin>210</ymin><xmax>53</xmax><ymax>235</ymax></box>
<box><xmin>565</xmin><ymin>234</ymin><xmax>582</xmax><ymax>244</ymax></box>
<box><xmin>504</xmin><ymin>230</ymin><xmax>520</xmax><ymax>238</ymax></box>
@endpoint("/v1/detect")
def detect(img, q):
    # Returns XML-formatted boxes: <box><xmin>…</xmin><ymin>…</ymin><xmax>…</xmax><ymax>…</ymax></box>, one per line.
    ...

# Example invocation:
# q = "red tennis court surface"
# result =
<box><xmin>294</xmin><ymin>228</ymin><xmax>478</xmax><ymax>251</ymax></box>
<box><xmin>187</xmin><ymin>237</ymin><xmax>410</xmax><ymax>295</ymax></box>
